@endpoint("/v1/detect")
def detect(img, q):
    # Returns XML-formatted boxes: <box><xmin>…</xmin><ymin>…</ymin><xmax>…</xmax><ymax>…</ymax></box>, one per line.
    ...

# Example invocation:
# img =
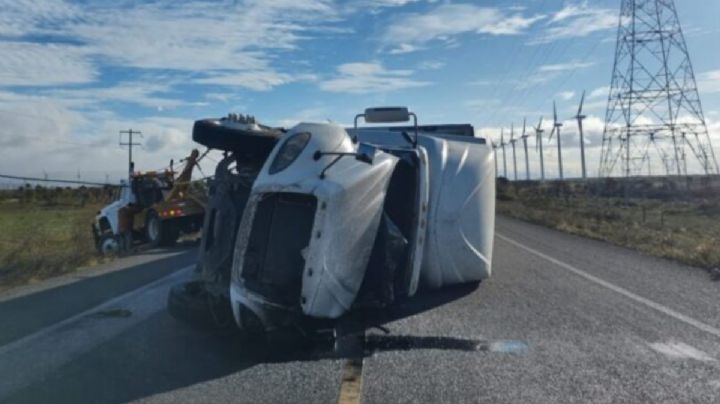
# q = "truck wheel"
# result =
<box><xmin>145</xmin><ymin>210</ymin><xmax>164</xmax><ymax>247</ymax></box>
<box><xmin>146</xmin><ymin>210</ymin><xmax>180</xmax><ymax>247</ymax></box>
<box><xmin>97</xmin><ymin>234</ymin><xmax>121</xmax><ymax>255</ymax></box>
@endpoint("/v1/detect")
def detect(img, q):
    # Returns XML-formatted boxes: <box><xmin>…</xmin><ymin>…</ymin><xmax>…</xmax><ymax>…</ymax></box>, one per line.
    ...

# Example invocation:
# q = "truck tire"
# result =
<box><xmin>145</xmin><ymin>210</ymin><xmax>178</xmax><ymax>247</ymax></box>
<box><xmin>97</xmin><ymin>234</ymin><xmax>121</xmax><ymax>255</ymax></box>
<box><xmin>192</xmin><ymin>118</ymin><xmax>281</xmax><ymax>154</ymax></box>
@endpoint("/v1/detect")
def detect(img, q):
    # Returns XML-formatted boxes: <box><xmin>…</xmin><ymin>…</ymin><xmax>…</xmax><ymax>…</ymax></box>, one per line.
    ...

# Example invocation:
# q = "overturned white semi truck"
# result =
<box><xmin>168</xmin><ymin>107</ymin><xmax>495</xmax><ymax>339</ymax></box>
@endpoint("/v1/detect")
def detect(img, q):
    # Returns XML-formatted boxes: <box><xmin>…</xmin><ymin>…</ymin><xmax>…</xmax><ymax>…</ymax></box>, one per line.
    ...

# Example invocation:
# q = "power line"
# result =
<box><xmin>0</xmin><ymin>174</ymin><xmax>122</xmax><ymax>187</ymax></box>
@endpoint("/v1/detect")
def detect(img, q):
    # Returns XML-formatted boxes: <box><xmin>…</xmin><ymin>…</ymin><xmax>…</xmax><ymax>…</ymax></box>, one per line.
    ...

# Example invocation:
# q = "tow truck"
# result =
<box><xmin>92</xmin><ymin>149</ymin><xmax>206</xmax><ymax>254</ymax></box>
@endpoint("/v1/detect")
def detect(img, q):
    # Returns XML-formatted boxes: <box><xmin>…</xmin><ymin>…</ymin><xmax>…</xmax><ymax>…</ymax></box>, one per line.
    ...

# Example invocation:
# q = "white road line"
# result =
<box><xmin>497</xmin><ymin>233</ymin><xmax>720</xmax><ymax>339</ymax></box>
<box><xmin>0</xmin><ymin>266</ymin><xmax>193</xmax><ymax>399</ymax></box>
<box><xmin>0</xmin><ymin>265</ymin><xmax>194</xmax><ymax>357</ymax></box>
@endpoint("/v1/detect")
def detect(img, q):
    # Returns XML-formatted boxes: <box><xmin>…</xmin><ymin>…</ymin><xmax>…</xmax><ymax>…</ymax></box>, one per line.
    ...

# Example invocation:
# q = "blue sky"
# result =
<box><xmin>1</xmin><ymin>0</ymin><xmax>719</xmax><ymax>181</ymax></box>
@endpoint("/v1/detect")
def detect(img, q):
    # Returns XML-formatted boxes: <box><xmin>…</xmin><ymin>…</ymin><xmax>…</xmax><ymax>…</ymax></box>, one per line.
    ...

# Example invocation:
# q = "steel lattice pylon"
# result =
<box><xmin>599</xmin><ymin>0</ymin><xmax>719</xmax><ymax>177</ymax></box>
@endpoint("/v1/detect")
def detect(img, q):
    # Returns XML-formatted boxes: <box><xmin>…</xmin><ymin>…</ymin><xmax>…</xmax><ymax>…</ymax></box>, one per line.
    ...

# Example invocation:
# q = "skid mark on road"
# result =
<box><xmin>497</xmin><ymin>233</ymin><xmax>720</xmax><ymax>340</ymax></box>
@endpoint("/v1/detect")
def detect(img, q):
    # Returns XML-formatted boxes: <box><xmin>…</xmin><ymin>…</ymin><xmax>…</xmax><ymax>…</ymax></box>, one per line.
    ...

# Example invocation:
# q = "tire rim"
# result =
<box><xmin>148</xmin><ymin>216</ymin><xmax>160</xmax><ymax>241</ymax></box>
<box><xmin>101</xmin><ymin>237</ymin><xmax>119</xmax><ymax>254</ymax></box>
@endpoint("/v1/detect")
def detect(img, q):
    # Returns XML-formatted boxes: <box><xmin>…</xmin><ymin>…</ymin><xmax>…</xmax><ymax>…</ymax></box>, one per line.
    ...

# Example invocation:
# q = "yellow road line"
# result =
<box><xmin>337</xmin><ymin>358</ymin><xmax>364</xmax><ymax>404</ymax></box>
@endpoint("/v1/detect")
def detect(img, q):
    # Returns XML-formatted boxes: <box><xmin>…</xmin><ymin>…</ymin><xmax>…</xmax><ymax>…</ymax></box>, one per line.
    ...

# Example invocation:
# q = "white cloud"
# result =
<box><xmin>320</xmin><ymin>62</ymin><xmax>430</xmax><ymax>94</ymax></box>
<box><xmin>273</xmin><ymin>106</ymin><xmax>333</xmax><ymax>128</ymax></box>
<box><xmin>196</xmin><ymin>71</ymin><xmax>295</xmax><ymax>91</ymax></box>
<box><xmin>534</xmin><ymin>2</ymin><xmax>617</xmax><ymax>44</ymax></box>
<box><xmin>366</xmin><ymin>0</ymin><xmax>424</xmax><ymax>7</ymax></box>
<box><xmin>0</xmin><ymin>0</ymin><xmax>340</xmax><ymax>92</ymax></box>
<box><xmin>382</xmin><ymin>4</ymin><xmax>543</xmax><ymax>50</ymax></box>
<box><xmin>417</xmin><ymin>61</ymin><xmax>445</xmax><ymax>70</ymax></box>
<box><xmin>589</xmin><ymin>86</ymin><xmax>610</xmax><ymax>99</ymax></box>
<box><xmin>0</xmin><ymin>94</ymin><xmax>88</xmax><ymax>149</ymax></box>
<box><xmin>0</xmin><ymin>0</ymin><xmax>79</xmax><ymax>37</ymax></box>
<box><xmin>538</xmin><ymin>61</ymin><xmax>596</xmax><ymax>72</ymax></box>
<box><xmin>557</xmin><ymin>91</ymin><xmax>576</xmax><ymax>101</ymax></box>
<box><xmin>698</xmin><ymin>70</ymin><xmax>720</xmax><ymax>94</ymax></box>
<box><xmin>69</xmin><ymin>1</ymin><xmax>337</xmax><ymax>73</ymax></box>
<box><xmin>47</xmin><ymin>81</ymin><xmax>195</xmax><ymax>110</ymax></box>
<box><xmin>0</xmin><ymin>42</ymin><xmax>96</xmax><ymax>86</ymax></box>
<box><xmin>388</xmin><ymin>44</ymin><xmax>422</xmax><ymax>54</ymax></box>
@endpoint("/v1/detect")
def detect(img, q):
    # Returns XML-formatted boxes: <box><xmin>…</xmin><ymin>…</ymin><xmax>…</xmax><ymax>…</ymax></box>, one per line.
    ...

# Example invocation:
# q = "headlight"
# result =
<box><xmin>269</xmin><ymin>132</ymin><xmax>311</xmax><ymax>174</ymax></box>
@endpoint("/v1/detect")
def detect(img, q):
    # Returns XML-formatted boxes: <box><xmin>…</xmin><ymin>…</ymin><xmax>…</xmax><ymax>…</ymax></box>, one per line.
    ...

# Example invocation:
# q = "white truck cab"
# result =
<box><xmin>169</xmin><ymin>107</ymin><xmax>495</xmax><ymax>338</ymax></box>
<box><xmin>220</xmin><ymin>107</ymin><xmax>495</xmax><ymax>333</ymax></box>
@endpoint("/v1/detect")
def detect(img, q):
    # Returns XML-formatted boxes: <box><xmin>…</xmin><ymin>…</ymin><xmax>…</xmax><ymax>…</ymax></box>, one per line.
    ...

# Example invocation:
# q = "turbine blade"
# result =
<box><xmin>578</xmin><ymin>90</ymin><xmax>586</xmax><ymax>115</ymax></box>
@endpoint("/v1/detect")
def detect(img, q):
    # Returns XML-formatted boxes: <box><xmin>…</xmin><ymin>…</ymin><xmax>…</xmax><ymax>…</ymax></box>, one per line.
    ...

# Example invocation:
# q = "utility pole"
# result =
<box><xmin>119</xmin><ymin>129</ymin><xmax>142</xmax><ymax>181</ymax></box>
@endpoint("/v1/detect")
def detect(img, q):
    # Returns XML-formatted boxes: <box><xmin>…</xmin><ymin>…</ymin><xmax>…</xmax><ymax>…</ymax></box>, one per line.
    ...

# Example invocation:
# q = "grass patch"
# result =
<box><xmin>0</xmin><ymin>200</ymin><xmax>110</xmax><ymax>290</ymax></box>
<box><xmin>497</xmin><ymin>183</ymin><xmax>720</xmax><ymax>270</ymax></box>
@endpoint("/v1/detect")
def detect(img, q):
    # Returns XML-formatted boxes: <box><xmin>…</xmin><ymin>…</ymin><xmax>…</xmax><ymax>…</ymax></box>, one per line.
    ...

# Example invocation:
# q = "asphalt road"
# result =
<box><xmin>2</xmin><ymin>216</ymin><xmax>720</xmax><ymax>403</ymax></box>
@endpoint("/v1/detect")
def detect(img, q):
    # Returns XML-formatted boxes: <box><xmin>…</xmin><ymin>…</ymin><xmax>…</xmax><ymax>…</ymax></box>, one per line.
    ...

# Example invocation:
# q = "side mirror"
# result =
<box><xmin>356</xmin><ymin>143</ymin><xmax>377</xmax><ymax>164</ymax></box>
<box><xmin>363</xmin><ymin>107</ymin><xmax>410</xmax><ymax>123</ymax></box>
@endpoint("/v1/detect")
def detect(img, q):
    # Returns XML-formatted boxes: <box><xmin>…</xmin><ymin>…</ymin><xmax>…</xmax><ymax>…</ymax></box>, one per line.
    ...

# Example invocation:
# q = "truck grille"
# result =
<box><xmin>242</xmin><ymin>193</ymin><xmax>317</xmax><ymax>306</ymax></box>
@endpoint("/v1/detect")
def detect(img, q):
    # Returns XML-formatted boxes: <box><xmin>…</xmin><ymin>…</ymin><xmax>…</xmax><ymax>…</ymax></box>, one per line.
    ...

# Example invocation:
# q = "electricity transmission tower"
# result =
<box><xmin>599</xmin><ymin>0</ymin><xmax>719</xmax><ymax>177</ymax></box>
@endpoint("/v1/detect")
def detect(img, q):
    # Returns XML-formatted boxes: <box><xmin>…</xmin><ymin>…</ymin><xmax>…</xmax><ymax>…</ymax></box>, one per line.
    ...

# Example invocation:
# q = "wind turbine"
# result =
<box><xmin>534</xmin><ymin>116</ymin><xmax>545</xmax><ymax>180</ymax></box>
<box><xmin>573</xmin><ymin>91</ymin><xmax>588</xmax><ymax>179</ymax></box>
<box><xmin>521</xmin><ymin>118</ymin><xmax>530</xmax><ymax>180</ymax></box>
<box><xmin>500</xmin><ymin>128</ymin><xmax>508</xmax><ymax>178</ymax></box>
<box><xmin>491</xmin><ymin>139</ymin><xmax>499</xmax><ymax>177</ymax></box>
<box><xmin>509</xmin><ymin>123</ymin><xmax>518</xmax><ymax>181</ymax></box>
<box><xmin>548</xmin><ymin>101</ymin><xmax>564</xmax><ymax>180</ymax></box>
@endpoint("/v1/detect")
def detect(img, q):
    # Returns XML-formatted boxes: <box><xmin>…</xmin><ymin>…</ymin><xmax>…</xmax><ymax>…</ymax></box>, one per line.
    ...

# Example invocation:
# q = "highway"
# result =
<box><xmin>1</xmin><ymin>216</ymin><xmax>719</xmax><ymax>403</ymax></box>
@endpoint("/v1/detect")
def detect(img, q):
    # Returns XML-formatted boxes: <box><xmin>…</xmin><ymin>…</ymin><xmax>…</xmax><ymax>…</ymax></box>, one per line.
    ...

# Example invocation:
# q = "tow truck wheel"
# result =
<box><xmin>145</xmin><ymin>210</ymin><xmax>164</xmax><ymax>247</ymax></box>
<box><xmin>97</xmin><ymin>234</ymin><xmax>121</xmax><ymax>255</ymax></box>
<box><xmin>146</xmin><ymin>210</ymin><xmax>179</xmax><ymax>247</ymax></box>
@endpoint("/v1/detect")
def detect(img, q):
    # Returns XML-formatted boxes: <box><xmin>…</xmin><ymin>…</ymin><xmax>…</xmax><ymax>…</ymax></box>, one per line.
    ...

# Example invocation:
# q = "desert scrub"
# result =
<box><xmin>0</xmin><ymin>201</ymin><xmax>108</xmax><ymax>290</ymax></box>
<box><xmin>497</xmin><ymin>184</ymin><xmax>720</xmax><ymax>270</ymax></box>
